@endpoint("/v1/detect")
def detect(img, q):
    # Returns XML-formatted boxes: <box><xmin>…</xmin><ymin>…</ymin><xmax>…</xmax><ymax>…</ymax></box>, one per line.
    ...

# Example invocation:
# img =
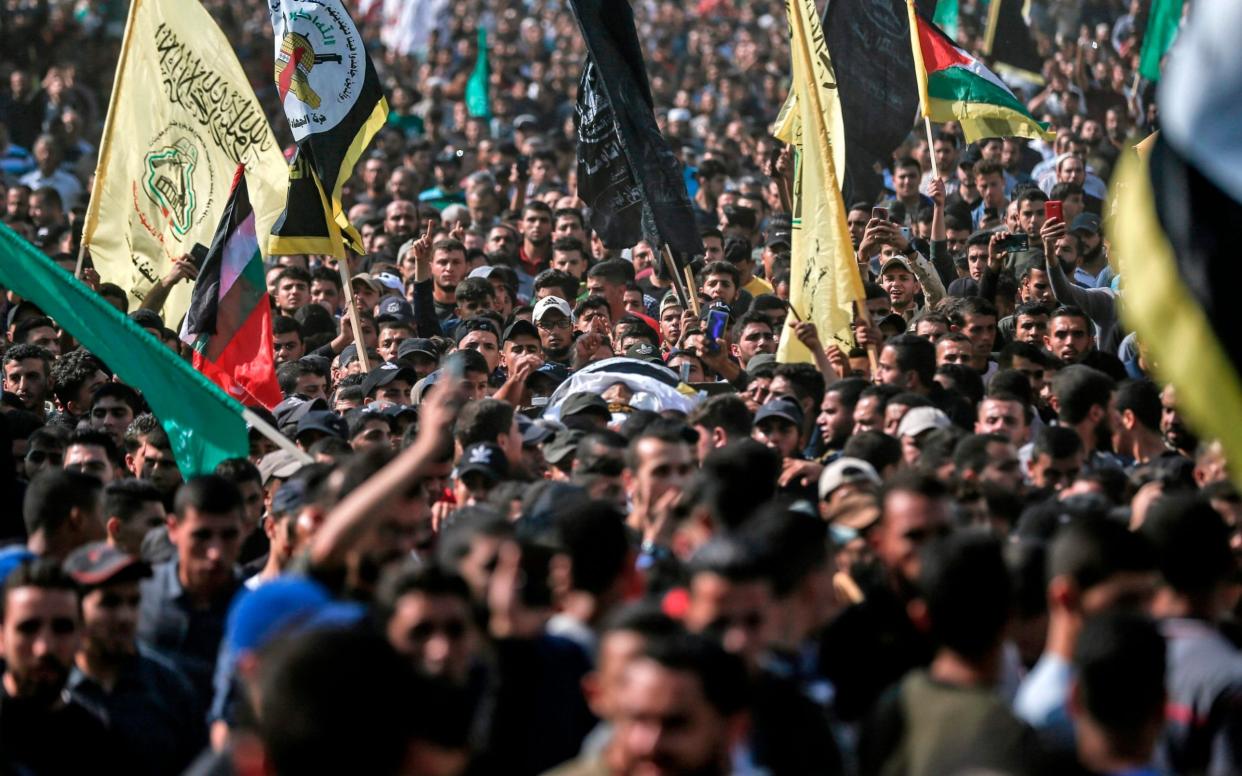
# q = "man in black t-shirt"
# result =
<box><xmin>0</xmin><ymin>558</ymin><xmax>122</xmax><ymax>773</ymax></box>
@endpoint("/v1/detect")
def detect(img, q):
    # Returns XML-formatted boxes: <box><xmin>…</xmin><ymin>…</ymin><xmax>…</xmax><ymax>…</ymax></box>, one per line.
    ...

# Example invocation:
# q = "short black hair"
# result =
<box><xmin>11</xmin><ymin>315</ymin><xmax>55</xmax><ymax>344</ymax></box>
<box><xmin>105</xmin><ymin>478</ymin><xmax>164</xmax><ymax>524</ymax></box>
<box><xmin>687</xmin><ymin>394</ymin><xmax>752</xmax><ymax>440</ymax></box>
<box><xmin>1049</xmin><ymin>517</ymin><xmax>1155</xmax><ymax>592</ymax></box>
<box><xmin>641</xmin><ymin>632</ymin><xmax>749</xmax><ymax>717</ymax></box>
<box><xmin>1142</xmin><ymin>495</ymin><xmax>1235</xmax><ymax>594</ymax></box>
<box><xmin>2</xmin><ymin>558</ymin><xmax>78</xmax><ymax>622</ymax></box>
<box><xmin>50</xmin><ymin>350</ymin><xmax>108</xmax><ymax>408</ymax></box>
<box><xmin>1074</xmin><ymin>612</ymin><xmax>1166</xmax><ymax>745</ymax></box>
<box><xmin>1053</xmin><ymin>365</ymin><xmax>1115</xmax><ymax>425</ymax></box>
<box><xmin>772</xmin><ymin>362</ymin><xmax>826</xmax><ymax>408</ymax></box>
<box><xmin>825</xmin><ymin>377</ymin><xmax>869</xmax><ymax>409</ymax></box>
<box><xmin>741</xmin><ymin>504</ymin><xmax>831</xmax><ymax>597</ymax></box>
<box><xmin>376</xmin><ymin>561</ymin><xmax>471</xmax><ymax>625</ymax></box>
<box><xmin>258</xmin><ymin>627</ymin><xmax>451</xmax><ymax>775</ymax></box>
<box><xmin>701</xmin><ymin>260</ymin><xmax>741</xmax><ymax>287</ymax></box>
<box><xmin>534</xmin><ymin>268</ymin><xmax>580</xmax><ymax>301</ymax></box>
<box><xmin>953</xmin><ymin>433</ymin><xmax>1010</xmax><ymax>475</ymax></box>
<box><xmin>843</xmin><ymin>430</ymin><xmax>902</xmax><ymax>473</ymax></box>
<box><xmin>68</xmin><ymin>428</ymin><xmax>122</xmax><ymax>467</ymax></box>
<box><xmin>1115</xmin><ymin>378</ymin><xmax>1161</xmax><ymax>432</ymax></box>
<box><xmin>89</xmin><ymin>382</ymin><xmax>142</xmax><ymax>414</ymax></box>
<box><xmin>455</xmin><ymin>398</ymin><xmax>516</xmax><ymax>449</ymax></box>
<box><xmin>23</xmin><ymin>468</ymin><xmax>104</xmax><ymax>538</ymax></box>
<box><xmin>172</xmin><ymin>474</ymin><xmax>243</xmax><ymax>519</ymax></box>
<box><xmin>884</xmin><ymin>334</ymin><xmax>937</xmax><ymax>387</ymax></box>
<box><xmin>277</xmin><ymin>360</ymin><xmax>328</xmax><ymax>397</ymax></box>
<box><xmin>553</xmin><ymin>500</ymin><xmax>629</xmax><ymax>596</ymax></box>
<box><xmin>215</xmin><ymin>457</ymin><xmax>262</xmax><ymax>488</ymax></box>
<box><xmin>272</xmin><ymin>316</ymin><xmax>303</xmax><ymax>339</ymax></box>
<box><xmin>2</xmin><ymin>343</ymin><xmax>52</xmax><ymax>375</ymax></box>
<box><xmin>587</xmin><ymin>258</ymin><xmax>633</xmax><ymax>285</ymax></box>
<box><xmin>1030</xmin><ymin>427</ymin><xmax>1081</xmax><ymax>466</ymax></box>
<box><xmin>275</xmin><ymin>266</ymin><xmax>312</xmax><ymax>286</ymax></box>
<box><xmin>919</xmin><ymin>532</ymin><xmax>1010</xmax><ymax>661</ymax></box>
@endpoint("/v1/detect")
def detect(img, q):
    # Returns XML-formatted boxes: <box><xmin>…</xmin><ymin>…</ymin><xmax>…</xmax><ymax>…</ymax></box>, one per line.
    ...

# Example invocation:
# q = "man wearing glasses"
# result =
<box><xmin>533</xmin><ymin>296</ymin><xmax>575</xmax><ymax>365</ymax></box>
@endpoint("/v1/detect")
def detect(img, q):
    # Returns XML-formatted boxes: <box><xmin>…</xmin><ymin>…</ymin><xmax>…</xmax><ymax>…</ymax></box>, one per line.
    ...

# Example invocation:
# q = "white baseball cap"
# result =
<box><xmin>533</xmin><ymin>296</ymin><xmax>573</xmax><ymax>323</ymax></box>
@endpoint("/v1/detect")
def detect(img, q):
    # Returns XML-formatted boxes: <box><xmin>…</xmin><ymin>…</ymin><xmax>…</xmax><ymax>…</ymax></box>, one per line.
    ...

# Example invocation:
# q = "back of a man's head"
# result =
<box><xmin>919</xmin><ymin>531</ymin><xmax>1011</xmax><ymax>664</ymax></box>
<box><xmin>259</xmin><ymin>626</ymin><xmax>471</xmax><ymax>776</ymax></box>
<box><xmin>23</xmin><ymin>468</ymin><xmax>103</xmax><ymax>540</ymax></box>
<box><xmin>1053</xmin><ymin>365</ymin><xmax>1115</xmax><ymax>425</ymax></box>
<box><xmin>1141</xmin><ymin>495</ymin><xmax>1234</xmax><ymax>598</ymax></box>
<box><xmin>1049</xmin><ymin>517</ymin><xmax>1155</xmax><ymax>599</ymax></box>
<box><xmin>1073</xmin><ymin>612</ymin><xmax>1166</xmax><ymax>755</ymax></box>
<box><xmin>554</xmin><ymin>499</ymin><xmax>629</xmax><ymax>597</ymax></box>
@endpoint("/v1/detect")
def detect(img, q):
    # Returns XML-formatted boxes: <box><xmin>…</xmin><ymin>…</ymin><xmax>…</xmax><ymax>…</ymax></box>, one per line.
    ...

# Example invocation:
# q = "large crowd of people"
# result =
<box><xmin>0</xmin><ymin>0</ymin><xmax>1237</xmax><ymax>775</ymax></box>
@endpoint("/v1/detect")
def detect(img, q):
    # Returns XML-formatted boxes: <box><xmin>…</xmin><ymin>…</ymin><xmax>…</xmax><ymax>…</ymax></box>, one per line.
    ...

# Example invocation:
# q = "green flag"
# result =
<box><xmin>0</xmin><ymin>223</ymin><xmax>250</xmax><ymax>477</ymax></box>
<box><xmin>1139</xmin><ymin>0</ymin><xmax>1183</xmax><ymax>82</ymax></box>
<box><xmin>466</xmin><ymin>28</ymin><xmax>491</xmax><ymax>119</ymax></box>
<box><xmin>933</xmin><ymin>0</ymin><xmax>958</xmax><ymax>40</ymax></box>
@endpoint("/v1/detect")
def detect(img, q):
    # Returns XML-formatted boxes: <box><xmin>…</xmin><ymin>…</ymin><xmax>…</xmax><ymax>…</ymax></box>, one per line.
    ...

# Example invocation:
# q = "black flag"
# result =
<box><xmin>823</xmin><ymin>0</ymin><xmax>937</xmax><ymax>205</ymax></box>
<box><xmin>569</xmin><ymin>0</ymin><xmax>702</xmax><ymax>271</ymax></box>
<box><xmin>983</xmin><ymin>0</ymin><xmax>1044</xmax><ymax>81</ymax></box>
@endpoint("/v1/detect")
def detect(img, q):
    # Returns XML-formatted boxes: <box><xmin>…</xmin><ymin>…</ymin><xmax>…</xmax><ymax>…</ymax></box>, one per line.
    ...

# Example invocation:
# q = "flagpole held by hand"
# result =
<box><xmin>923</xmin><ymin>116</ymin><xmax>939</xmax><ymax>180</ymax></box>
<box><xmin>335</xmin><ymin>254</ymin><xmax>371</xmax><ymax>373</ymax></box>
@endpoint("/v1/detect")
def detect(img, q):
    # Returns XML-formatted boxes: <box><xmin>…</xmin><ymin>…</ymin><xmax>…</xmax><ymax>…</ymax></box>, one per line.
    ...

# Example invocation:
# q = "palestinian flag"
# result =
<box><xmin>1113</xmin><ymin>0</ymin><xmax>1242</xmax><ymax>494</ymax></box>
<box><xmin>181</xmin><ymin>166</ymin><xmax>283</xmax><ymax>410</ymax></box>
<box><xmin>906</xmin><ymin>0</ymin><xmax>1052</xmax><ymax>142</ymax></box>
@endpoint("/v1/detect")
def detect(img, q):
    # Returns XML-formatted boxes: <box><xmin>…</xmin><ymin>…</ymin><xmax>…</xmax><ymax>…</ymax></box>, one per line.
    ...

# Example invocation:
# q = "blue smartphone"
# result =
<box><xmin>706</xmin><ymin>308</ymin><xmax>729</xmax><ymax>342</ymax></box>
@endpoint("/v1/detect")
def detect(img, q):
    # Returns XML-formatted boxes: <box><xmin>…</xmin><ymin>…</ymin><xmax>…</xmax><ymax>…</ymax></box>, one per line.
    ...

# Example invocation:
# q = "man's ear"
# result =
<box><xmin>106</xmin><ymin>516</ymin><xmax>123</xmax><ymax>544</ymax></box>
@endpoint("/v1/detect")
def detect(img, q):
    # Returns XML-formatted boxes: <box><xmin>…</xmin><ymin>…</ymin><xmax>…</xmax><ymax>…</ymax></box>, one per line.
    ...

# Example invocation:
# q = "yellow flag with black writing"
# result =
<box><xmin>81</xmin><ymin>0</ymin><xmax>286</xmax><ymax>324</ymax></box>
<box><xmin>771</xmin><ymin>0</ymin><xmax>865</xmax><ymax>363</ymax></box>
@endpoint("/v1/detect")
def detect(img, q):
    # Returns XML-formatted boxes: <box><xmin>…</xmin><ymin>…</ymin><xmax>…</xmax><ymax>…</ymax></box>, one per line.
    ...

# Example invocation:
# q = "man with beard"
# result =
<box><xmin>555</xmin><ymin>634</ymin><xmax>749</xmax><ymax>776</ymax></box>
<box><xmin>534</xmin><ymin>296</ymin><xmax>575</xmax><ymax>365</ymax></box>
<box><xmin>2</xmin><ymin>343</ymin><xmax>52</xmax><ymax>419</ymax></box>
<box><xmin>407</xmin><ymin>220</ymin><xmax>470</xmax><ymax>332</ymax></box>
<box><xmin>1051</xmin><ymin>365</ymin><xmax>1122</xmax><ymax>473</ymax></box>
<box><xmin>518</xmin><ymin>201</ymin><xmax>555</xmax><ymax>298</ymax></box>
<box><xmin>66</xmin><ymin>542</ymin><xmax>203</xmax><ymax>774</ymax></box>
<box><xmin>0</xmin><ymin>559</ymin><xmax>121</xmax><ymax>772</ymax></box>
<box><xmin>820</xmin><ymin>472</ymin><xmax>947</xmax><ymax>720</ymax></box>
<box><xmin>138</xmin><ymin>475</ymin><xmax>243</xmax><ymax>708</ymax></box>
<box><xmin>381</xmin><ymin>199</ymin><xmax>420</xmax><ymax>263</ymax></box>
<box><xmin>1160</xmin><ymin>384</ymin><xmax>1198</xmax><ymax>458</ymax></box>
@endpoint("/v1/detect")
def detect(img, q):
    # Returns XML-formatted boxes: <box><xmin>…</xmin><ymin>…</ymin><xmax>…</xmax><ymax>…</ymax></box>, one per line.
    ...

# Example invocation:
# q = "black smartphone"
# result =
<box><xmin>871</xmin><ymin>206</ymin><xmax>889</xmax><ymax>222</ymax></box>
<box><xmin>189</xmin><ymin>243</ymin><xmax>209</xmax><ymax>267</ymax></box>
<box><xmin>515</xmin><ymin>155</ymin><xmax>530</xmax><ymax>178</ymax></box>
<box><xmin>999</xmin><ymin>233</ymin><xmax>1030</xmax><ymax>251</ymax></box>
<box><xmin>983</xmin><ymin>207</ymin><xmax>999</xmax><ymax>220</ymax></box>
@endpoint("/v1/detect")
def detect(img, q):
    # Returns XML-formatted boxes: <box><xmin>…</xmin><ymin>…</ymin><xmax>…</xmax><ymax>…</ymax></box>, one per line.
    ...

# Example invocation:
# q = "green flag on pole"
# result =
<box><xmin>933</xmin><ymin>0</ymin><xmax>959</xmax><ymax>40</ymax></box>
<box><xmin>1139</xmin><ymin>0</ymin><xmax>1184</xmax><ymax>82</ymax></box>
<box><xmin>466</xmin><ymin>27</ymin><xmax>491</xmax><ymax>119</ymax></box>
<box><xmin>0</xmin><ymin>223</ymin><xmax>250</xmax><ymax>477</ymax></box>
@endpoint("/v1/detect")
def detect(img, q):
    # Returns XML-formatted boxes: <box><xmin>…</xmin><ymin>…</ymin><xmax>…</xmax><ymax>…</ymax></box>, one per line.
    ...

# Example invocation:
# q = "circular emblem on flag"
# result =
<box><xmin>135</xmin><ymin>122</ymin><xmax>217</xmax><ymax>245</ymax></box>
<box><xmin>272</xmin><ymin>0</ymin><xmax>366</xmax><ymax>142</ymax></box>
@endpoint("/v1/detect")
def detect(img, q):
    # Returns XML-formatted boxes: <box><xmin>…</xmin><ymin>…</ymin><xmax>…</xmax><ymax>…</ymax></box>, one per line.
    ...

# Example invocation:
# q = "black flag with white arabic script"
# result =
<box><xmin>569</xmin><ymin>0</ymin><xmax>703</xmax><ymax>271</ymax></box>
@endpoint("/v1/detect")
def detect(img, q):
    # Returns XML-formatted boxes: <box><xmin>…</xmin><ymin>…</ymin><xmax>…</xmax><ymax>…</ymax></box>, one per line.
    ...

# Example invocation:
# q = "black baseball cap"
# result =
<box><xmin>296</xmin><ymin>410</ymin><xmax>348</xmax><ymax>440</ymax></box>
<box><xmin>503</xmin><ymin>319</ymin><xmax>540</xmax><ymax>342</ymax></box>
<box><xmin>361</xmin><ymin>363</ymin><xmax>418</xmax><ymax>398</ymax></box>
<box><xmin>64</xmin><ymin>542</ymin><xmax>150</xmax><ymax>588</ymax></box>
<box><xmin>561</xmin><ymin>391</ymin><xmax>611</xmax><ymax>421</ymax></box>
<box><xmin>457</xmin><ymin>442</ymin><xmax>509</xmax><ymax>484</ymax></box>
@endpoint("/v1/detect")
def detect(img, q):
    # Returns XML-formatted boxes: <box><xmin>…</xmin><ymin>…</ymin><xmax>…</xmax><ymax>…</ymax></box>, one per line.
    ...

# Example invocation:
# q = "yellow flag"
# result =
<box><xmin>82</xmin><ymin>0</ymin><xmax>286</xmax><ymax>324</ymax></box>
<box><xmin>771</xmin><ymin>0</ymin><xmax>865</xmax><ymax>363</ymax></box>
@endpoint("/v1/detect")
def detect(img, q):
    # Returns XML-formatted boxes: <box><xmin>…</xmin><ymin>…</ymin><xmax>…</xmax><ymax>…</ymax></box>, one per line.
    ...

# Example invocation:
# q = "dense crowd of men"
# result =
<box><xmin>0</xmin><ymin>0</ymin><xmax>1238</xmax><ymax>775</ymax></box>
